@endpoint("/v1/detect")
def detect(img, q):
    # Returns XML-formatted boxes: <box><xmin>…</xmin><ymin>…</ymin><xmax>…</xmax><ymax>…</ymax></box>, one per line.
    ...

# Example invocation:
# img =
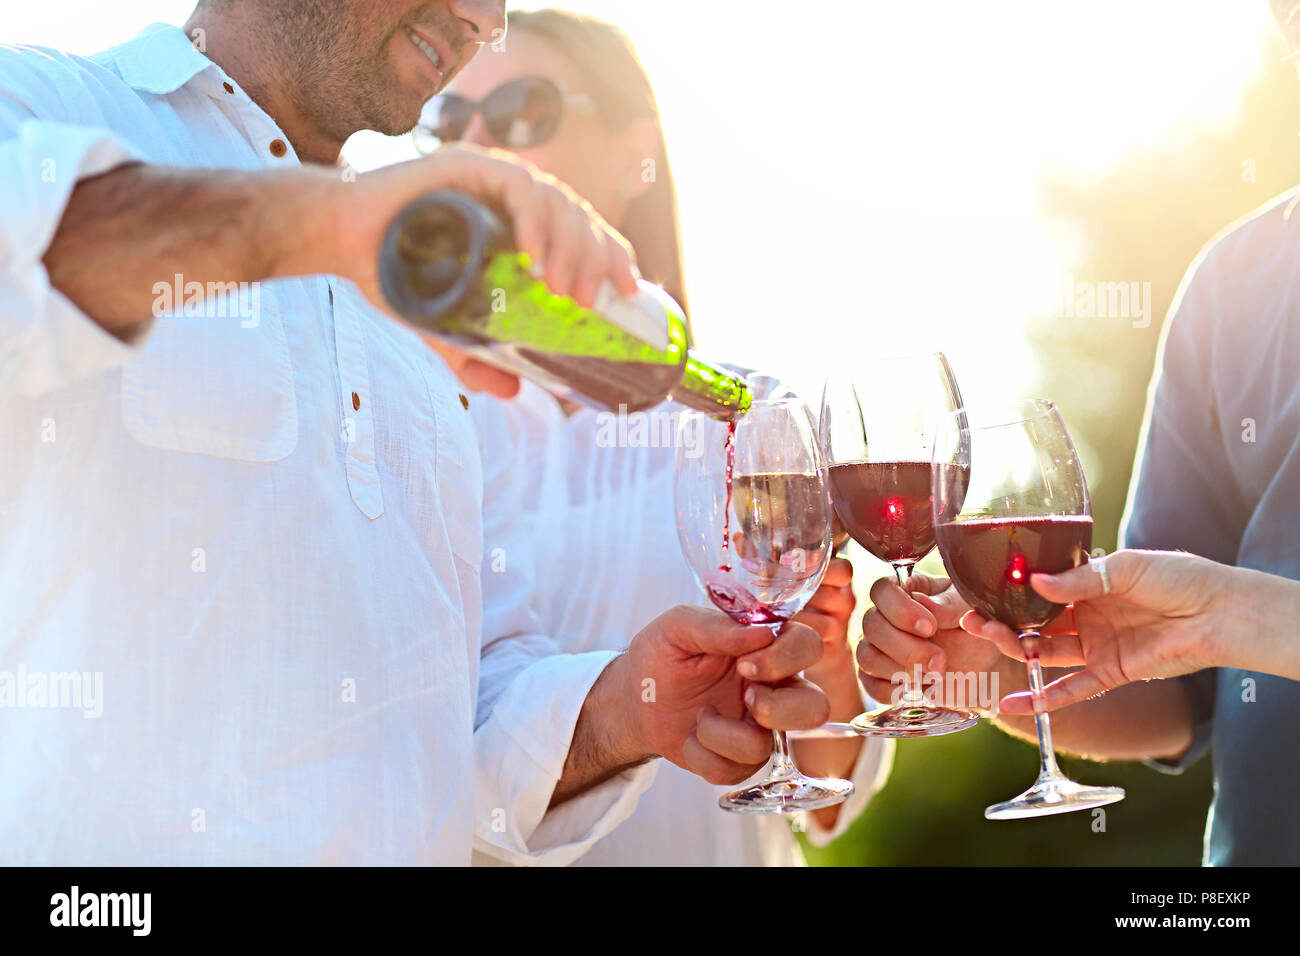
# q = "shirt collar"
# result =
<box><xmin>105</xmin><ymin>22</ymin><xmax>217</xmax><ymax>95</ymax></box>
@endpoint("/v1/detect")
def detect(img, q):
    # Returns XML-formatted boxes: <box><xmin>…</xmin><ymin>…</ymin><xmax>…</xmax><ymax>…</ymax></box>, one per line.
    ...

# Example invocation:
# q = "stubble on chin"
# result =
<box><xmin>276</xmin><ymin>4</ymin><xmax>422</xmax><ymax>140</ymax></box>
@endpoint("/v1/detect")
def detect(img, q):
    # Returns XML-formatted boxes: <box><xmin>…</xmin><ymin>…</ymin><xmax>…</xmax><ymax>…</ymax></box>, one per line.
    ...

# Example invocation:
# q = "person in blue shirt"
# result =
<box><xmin>854</xmin><ymin>0</ymin><xmax>1300</xmax><ymax>869</ymax></box>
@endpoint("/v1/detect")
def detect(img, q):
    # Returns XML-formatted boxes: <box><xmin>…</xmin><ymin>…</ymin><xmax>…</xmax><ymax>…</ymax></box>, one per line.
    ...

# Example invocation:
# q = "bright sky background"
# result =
<box><xmin>5</xmin><ymin>1</ymin><xmax>1284</xmax><ymax>407</ymax></box>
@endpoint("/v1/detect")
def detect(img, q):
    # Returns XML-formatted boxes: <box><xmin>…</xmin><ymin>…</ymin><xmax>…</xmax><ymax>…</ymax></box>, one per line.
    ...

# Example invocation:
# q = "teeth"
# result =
<box><xmin>404</xmin><ymin>26</ymin><xmax>443</xmax><ymax>69</ymax></box>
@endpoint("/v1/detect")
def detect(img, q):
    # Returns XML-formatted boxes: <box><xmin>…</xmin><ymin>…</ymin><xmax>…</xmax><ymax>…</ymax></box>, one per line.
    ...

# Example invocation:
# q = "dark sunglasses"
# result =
<box><xmin>415</xmin><ymin>75</ymin><xmax>596</xmax><ymax>153</ymax></box>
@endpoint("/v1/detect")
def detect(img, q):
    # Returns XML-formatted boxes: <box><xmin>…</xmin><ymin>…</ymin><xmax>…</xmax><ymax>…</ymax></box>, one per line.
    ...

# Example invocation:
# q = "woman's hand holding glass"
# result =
<box><xmin>960</xmin><ymin>548</ymin><xmax>1300</xmax><ymax>713</ymax></box>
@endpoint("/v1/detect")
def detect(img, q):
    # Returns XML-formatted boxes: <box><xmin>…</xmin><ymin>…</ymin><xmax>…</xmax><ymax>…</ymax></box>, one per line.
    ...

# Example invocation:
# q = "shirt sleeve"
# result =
<box><xmin>0</xmin><ymin>47</ymin><xmax>147</xmax><ymax>396</ymax></box>
<box><xmin>469</xmin><ymin>395</ymin><xmax>656</xmax><ymax>865</ymax></box>
<box><xmin>1121</xmin><ymin>240</ymin><xmax>1240</xmax><ymax>773</ymax></box>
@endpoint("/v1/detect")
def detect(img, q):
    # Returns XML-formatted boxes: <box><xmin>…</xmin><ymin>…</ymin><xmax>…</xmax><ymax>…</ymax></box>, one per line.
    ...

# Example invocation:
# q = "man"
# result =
<box><xmin>0</xmin><ymin>1</ymin><xmax>831</xmax><ymax>864</ymax></box>
<box><xmin>856</xmin><ymin>1</ymin><xmax>1300</xmax><ymax>866</ymax></box>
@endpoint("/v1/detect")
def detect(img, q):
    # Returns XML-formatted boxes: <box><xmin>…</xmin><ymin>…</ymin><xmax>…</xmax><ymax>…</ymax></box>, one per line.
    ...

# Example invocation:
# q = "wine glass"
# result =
<box><xmin>819</xmin><ymin>353</ymin><xmax>980</xmax><ymax>737</ymax></box>
<box><xmin>932</xmin><ymin>398</ymin><xmax>1125</xmax><ymax>819</ymax></box>
<box><xmin>674</xmin><ymin>398</ymin><xmax>855</xmax><ymax>813</ymax></box>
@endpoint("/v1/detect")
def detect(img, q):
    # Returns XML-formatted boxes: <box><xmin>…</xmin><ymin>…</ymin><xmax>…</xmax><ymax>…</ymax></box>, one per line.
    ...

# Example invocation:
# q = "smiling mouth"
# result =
<box><xmin>404</xmin><ymin>24</ymin><xmax>446</xmax><ymax>79</ymax></box>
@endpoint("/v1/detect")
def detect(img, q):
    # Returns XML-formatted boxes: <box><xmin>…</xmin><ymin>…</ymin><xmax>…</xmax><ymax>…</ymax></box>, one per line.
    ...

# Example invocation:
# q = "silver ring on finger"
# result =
<box><xmin>1096</xmin><ymin>559</ymin><xmax>1112</xmax><ymax>596</ymax></box>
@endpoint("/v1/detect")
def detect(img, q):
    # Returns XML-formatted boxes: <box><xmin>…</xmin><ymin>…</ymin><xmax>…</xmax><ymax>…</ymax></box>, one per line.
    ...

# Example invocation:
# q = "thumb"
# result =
<box><xmin>672</xmin><ymin>607</ymin><xmax>776</xmax><ymax>658</ymax></box>
<box><xmin>999</xmin><ymin>668</ymin><xmax>1111</xmax><ymax>715</ymax></box>
<box><xmin>1029</xmin><ymin>558</ymin><xmax>1117</xmax><ymax>605</ymax></box>
<box><xmin>914</xmin><ymin>586</ymin><xmax>971</xmax><ymax>629</ymax></box>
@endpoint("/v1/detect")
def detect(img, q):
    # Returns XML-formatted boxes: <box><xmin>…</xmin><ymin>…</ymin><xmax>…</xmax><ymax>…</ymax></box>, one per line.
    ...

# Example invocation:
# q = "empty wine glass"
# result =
<box><xmin>932</xmin><ymin>398</ymin><xmax>1125</xmax><ymax>819</ymax></box>
<box><xmin>675</xmin><ymin>398</ymin><xmax>854</xmax><ymax>813</ymax></box>
<box><xmin>820</xmin><ymin>353</ymin><xmax>980</xmax><ymax>737</ymax></box>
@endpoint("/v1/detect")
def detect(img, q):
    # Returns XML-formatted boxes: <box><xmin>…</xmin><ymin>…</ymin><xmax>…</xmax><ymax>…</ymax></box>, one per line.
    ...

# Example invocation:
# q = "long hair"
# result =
<box><xmin>507</xmin><ymin>9</ymin><xmax>689</xmax><ymax>316</ymax></box>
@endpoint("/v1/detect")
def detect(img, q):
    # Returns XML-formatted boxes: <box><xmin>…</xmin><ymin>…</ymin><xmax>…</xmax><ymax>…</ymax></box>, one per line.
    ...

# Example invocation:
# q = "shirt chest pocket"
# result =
<box><xmin>120</xmin><ymin>285</ymin><xmax>299</xmax><ymax>461</ymax></box>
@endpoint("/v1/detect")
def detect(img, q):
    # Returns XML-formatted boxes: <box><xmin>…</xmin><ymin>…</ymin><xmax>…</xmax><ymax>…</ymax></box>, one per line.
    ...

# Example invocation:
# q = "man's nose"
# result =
<box><xmin>449</xmin><ymin>0</ymin><xmax>506</xmax><ymax>43</ymax></box>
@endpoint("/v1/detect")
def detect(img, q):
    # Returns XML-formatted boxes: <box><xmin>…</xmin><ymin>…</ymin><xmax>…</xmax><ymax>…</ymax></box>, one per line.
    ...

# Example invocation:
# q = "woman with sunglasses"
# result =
<box><xmin>420</xmin><ymin>9</ymin><xmax>891</xmax><ymax>867</ymax></box>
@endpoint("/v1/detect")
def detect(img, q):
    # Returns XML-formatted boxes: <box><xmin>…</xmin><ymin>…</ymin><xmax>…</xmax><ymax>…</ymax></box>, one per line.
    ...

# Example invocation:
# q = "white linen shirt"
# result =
<box><xmin>0</xmin><ymin>22</ymin><xmax>654</xmax><ymax>865</ymax></box>
<box><xmin>477</xmin><ymin>381</ymin><xmax>893</xmax><ymax>866</ymax></box>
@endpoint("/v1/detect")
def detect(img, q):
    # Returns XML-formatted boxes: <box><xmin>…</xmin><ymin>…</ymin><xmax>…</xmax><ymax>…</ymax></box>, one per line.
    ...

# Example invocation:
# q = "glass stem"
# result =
<box><xmin>767</xmin><ymin>622</ymin><xmax>799</xmax><ymax>779</ymax></box>
<box><xmin>894</xmin><ymin>563</ymin><xmax>927</xmax><ymax>709</ymax></box>
<box><xmin>1020</xmin><ymin>631</ymin><xmax>1064</xmax><ymax>779</ymax></box>
<box><xmin>770</xmin><ymin>730</ymin><xmax>798</xmax><ymax>779</ymax></box>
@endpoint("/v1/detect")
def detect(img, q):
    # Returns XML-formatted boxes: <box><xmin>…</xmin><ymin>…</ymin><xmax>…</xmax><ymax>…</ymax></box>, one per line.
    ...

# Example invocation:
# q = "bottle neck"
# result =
<box><xmin>670</xmin><ymin>354</ymin><xmax>752</xmax><ymax>420</ymax></box>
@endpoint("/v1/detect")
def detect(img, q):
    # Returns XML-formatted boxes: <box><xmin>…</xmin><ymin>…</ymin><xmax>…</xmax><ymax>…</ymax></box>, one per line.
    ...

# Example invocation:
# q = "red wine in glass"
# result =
<box><xmin>829</xmin><ymin>461</ymin><xmax>970</xmax><ymax>567</ymax></box>
<box><xmin>820</xmin><ymin>354</ymin><xmax>980</xmax><ymax>738</ymax></box>
<box><xmin>933</xmin><ymin>399</ymin><xmax>1124</xmax><ymax>820</ymax></box>
<box><xmin>935</xmin><ymin>515</ymin><xmax>1092</xmax><ymax>631</ymax></box>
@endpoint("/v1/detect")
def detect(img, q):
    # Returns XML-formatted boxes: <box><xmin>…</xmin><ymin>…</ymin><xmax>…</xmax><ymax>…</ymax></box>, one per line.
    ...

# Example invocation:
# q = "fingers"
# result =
<box><xmin>695</xmin><ymin>706</ymin><xmax>773</xmax><ymax>764</ymax></box>
<box><xmin>958</xmin><ymin>611</ymin><xmax>1025</xmax><ymax>660</ymax></box>
<box><xmin>437</xmin><ymin>146</ymin><xmax>638</xmax><ymax>307</ymax></box>
<box><xmin>744</xmin><ymin>677</ymin><xmax>830</xmax><ymax>731</ymax></box>
<box><xmin>790</xmin><ymin>608</ymin><xmax>842</xmax><ymax>646</ymax></box>
<box><xmin>861</xmin><ymin>578</ymin><xmax>943</xmax><ymax>677</ymax></box>
<box><xmin>859</xmin><ymin>674</ymin><xmax>901</xmax><ymax>707</ymax></box>
<box><xmin>554</xmin><ymin>198</ymin><xmax>638</xmax><ymax>306</ymax></box>
<box><xmin>601</xmin><ymin>221</ymin><xmax>640</xmax><ymax>297</ymax></box>
<box><xmin>682</xmin><ymin>713</ymin><xmax>767</xmax><ymax>786</ymax></box>
<box><xmin>999</xmin><ymin>669</ymin><xmax>1112</xmax><ymax>715</ymax></box>
<box><xmin>856</xmin><ymin>642</ymin><xmax>910</xmax><ymax>703</ymax></box>
<box><xmin>959</xmin><ymin>610</ymin><xmax>1086</xmax><ymax>666</ymax></box>
<box><xmin>899</xmin><ymin>570</ymin><xmax>950</xmax><ymax>599</ymax></box>
<box><xmin>912</xmin><ymin>583</ymin><xmax>975</xmax><ymax>630</ymax></box>
<box><xmin>491</xmin><ymin>160</ymin><xmax>549</xmax><ymax>275</ymax></box>
<box><xmin>538</xmin><ymin>186</ymin><xmax>585</xmax><ymax>304</ymax></box>
<box><xmin>1029</xmin><ymin>555</ymin><xmax>1127</xmax><ymax>605</ymax></box>
<box><xmin>662</xmin><ymin>605</ymin><xmax>776</xmax><ymax>658</ymax></box>
<box><xmin>868</xmin><ymin>576</ymin><xmax>940</xmax><ymax>638</ymax></box>
<box><xmin>821</xmin><ymin>557</ymin><xmax>853</xmax><ymax>589</ymax></box>
<box><xmin>510</xmin><ymin>169</ymin><xmax>636</xmax><ymax>308</ymax></box>
<box><xmin>685</xmin><ymin>681</ymin><xmax>832</xmax><ymax>786</ymax></box>
<box><xmin>735</xmin><ymin>621</ymin><xmax>823</xmax><ymax>681</ymax></box>
<box><xmin>803</xmin><ymin>580</ymin><xmax>855</xmax><ymax>621</ymax></box>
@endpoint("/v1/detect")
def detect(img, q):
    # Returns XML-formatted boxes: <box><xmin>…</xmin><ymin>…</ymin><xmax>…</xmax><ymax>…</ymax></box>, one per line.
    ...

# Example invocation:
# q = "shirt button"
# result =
<box><xmin>459</xmin><ymin>393</ymin><xmax>470</xmax><ymax>410</ymax></box>
<box><xmin>222</xmin><ymin>81</ymin><xmax>234</xmax><ymax>94</ymax></box>
<box><xmin>269</xmin><ymin>139</ymin><xmax>288</xmax><ymax>158</ymax></box>
<box><xmin>352</xmin><ymin>392</ymin><xmax>361</xmax><ymax>411</ymax></box>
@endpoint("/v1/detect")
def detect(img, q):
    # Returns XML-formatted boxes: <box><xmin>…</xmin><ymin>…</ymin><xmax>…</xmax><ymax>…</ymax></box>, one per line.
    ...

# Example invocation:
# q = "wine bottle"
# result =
<box><xmin>377</xmin><ymin>190</ymin><xmax>751</xmax><ymax>420</ymax></box>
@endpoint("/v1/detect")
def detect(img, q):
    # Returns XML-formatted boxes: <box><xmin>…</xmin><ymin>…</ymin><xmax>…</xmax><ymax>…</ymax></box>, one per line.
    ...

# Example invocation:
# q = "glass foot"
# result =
<box><xmin>985</xmin><ymin>775</ymin><xmax>1125</xmax><ymax>820</ymax></box>
<box><xmin>850</xmin><ymin>702</ymin><xmax>980</xmax><ymax>738</ymax></box>
<box><xmin>719</xmin><ymin>773</ymin><xmax>854</xmax><ymax>814</ymax></box>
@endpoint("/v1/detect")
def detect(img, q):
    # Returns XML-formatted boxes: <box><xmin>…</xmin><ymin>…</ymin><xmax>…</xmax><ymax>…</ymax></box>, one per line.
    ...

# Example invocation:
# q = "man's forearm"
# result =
<box><xmin>43</xmin><ymin>163</ymin><xmax>342</xmax><ymax>334</ymax></box>
<box><xmin>988</xmin><ymin>657</ymin><xmax>1195</xmax><ymax>762</ymax></box>
<box><xmin>548</xmin><ymin>654</ymin><xmax>652</xmax><ymax>808</ymax></box>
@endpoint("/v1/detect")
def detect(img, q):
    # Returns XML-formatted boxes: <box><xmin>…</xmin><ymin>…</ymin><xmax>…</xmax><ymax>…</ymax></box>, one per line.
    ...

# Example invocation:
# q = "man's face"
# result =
<box><xmin>270</xmin><ymin>0</ymin><xmax>504</xmax><ymax>141</ymax></box>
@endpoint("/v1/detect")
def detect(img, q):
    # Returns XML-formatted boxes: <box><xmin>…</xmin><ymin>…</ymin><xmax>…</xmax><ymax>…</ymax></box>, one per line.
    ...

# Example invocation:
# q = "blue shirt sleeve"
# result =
<box><xmin>1121</xmin><ymin>240</ymin><xmax>1245</xmax><ymax>773</ymax></box>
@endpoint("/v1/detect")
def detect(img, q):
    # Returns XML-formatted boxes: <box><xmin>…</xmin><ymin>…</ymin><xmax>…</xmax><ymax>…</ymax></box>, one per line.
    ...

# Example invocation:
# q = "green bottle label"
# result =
<box><xmin>435</xmin><ymin>251</ymin><xmax>685</xmax><ymax>366</ymax></box>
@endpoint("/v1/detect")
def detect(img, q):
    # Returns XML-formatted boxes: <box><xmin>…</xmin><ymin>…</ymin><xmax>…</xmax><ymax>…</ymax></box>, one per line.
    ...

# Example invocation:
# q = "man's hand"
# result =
<box><xmin>335</xmin><ymin>144</ymin><xmax>642</xmax><ymax>399</ymax></box>
<box><xmin>857</xmin><ymin>571</ymin><xmax>1018</xmax><ymax>710</ymax></box>
<box><xmin>552</xmin><ymin>606</ymin><xmax>830</xmax><ymax>805</ymax></box>
<box><xmin>612</xmin><ymin>606</ymin><xmax>830</xmax><ymax>786</ymax></box>
<box><xmin>335</xmin><ymin>142</ymin><xmax>639</xmax><ymax>319</ymax></box>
